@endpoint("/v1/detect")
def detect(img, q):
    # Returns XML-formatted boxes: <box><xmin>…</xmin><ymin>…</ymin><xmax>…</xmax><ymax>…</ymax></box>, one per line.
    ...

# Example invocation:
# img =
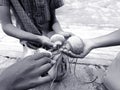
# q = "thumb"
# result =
<box><xmin>79</xmin><ymin>50</ymin><xmax>90</xmax><ymax>58</ymax></box>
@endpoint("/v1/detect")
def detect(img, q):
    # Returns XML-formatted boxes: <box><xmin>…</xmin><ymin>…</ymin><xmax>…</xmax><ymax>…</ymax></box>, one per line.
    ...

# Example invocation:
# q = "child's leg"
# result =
<box><xmin>103</xmin><ymin>52</ymin><xmax>120</xmax><ymax>90</ymax></box>
<box><xmin>21</xmin><ymin>41</ymin><xmax>36</xmax><ymax>58</ymax></box>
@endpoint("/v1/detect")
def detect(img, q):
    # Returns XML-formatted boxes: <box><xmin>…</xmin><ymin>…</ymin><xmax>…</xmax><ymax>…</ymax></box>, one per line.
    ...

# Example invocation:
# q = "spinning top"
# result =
<box><xmin>66</xmin><ymin>36</ymin><xmax>84</xmax><ymax>54</ymax></box>
<box><xmin>50</xmin><ymin>34</ymin><xmax>65</xmax><ymax>47</ymax></box>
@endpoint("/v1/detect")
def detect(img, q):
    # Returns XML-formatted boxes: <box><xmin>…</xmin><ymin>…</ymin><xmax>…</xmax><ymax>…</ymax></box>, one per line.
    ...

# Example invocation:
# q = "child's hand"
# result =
<box><xmin>58</xmin><ymin>31</ymin><xmax>74</xmax><ymax>38</ymax></box>
<box><xmin>39</xmin><ymin>35</ymin><xmax>53</xmax><ymax>48</ymax></box>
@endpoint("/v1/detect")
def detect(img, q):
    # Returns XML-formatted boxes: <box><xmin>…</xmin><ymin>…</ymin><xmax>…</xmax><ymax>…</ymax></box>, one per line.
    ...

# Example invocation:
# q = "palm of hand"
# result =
<box><xmin>61</xmin><ymin>40</ymin><xmax>93</xmax><ymax>58</ymax></box>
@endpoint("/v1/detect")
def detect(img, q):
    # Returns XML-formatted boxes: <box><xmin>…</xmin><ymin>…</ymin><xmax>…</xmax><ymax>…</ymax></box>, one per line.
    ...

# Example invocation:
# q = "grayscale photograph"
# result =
<box><xmin>0</xmin><ymin>0</ymin><xmax>120</xmax><ymax>90</ymax></box>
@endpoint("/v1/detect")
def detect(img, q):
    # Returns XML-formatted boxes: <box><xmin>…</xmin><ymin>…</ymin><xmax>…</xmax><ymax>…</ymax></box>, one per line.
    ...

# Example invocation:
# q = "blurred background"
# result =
<box><xmin>61</xmin><ymin>0</ymin><xmax>120</xmax><ymax>28</ymax></box>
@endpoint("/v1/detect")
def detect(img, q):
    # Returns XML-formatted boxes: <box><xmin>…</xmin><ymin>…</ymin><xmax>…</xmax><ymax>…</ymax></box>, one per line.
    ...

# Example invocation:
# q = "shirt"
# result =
<box><xmin>0</xmin><ymin>0</ymin><xmax>64</xmax><ymax>49</ymax></box>
<box><xmin>0</xmin><ymin>0</ymin><xmax>64</xmax><ymax>33</ymax></box>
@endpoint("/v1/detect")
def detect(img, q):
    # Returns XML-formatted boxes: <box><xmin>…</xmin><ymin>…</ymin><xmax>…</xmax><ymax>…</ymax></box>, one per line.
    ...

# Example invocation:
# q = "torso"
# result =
<box><xmin>13</xmin><ymin>0</ymin><xmax>53</xmax><ymax>36</ymax></box>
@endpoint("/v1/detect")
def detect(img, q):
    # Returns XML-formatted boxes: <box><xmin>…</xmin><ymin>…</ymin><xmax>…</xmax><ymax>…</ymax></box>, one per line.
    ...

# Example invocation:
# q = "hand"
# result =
<box><xmin>39</xmin><ymin>35</ymin><xmax>53</xmax><ymax>48</ymax></box>
<box><xmin>58</xmin><ymin>31</ymin><xmax>74</xmax><ymax>39</ymax></box>
<box><xmin>0</xmin><ymin>53</ymin><xmax>53</xmax><ymax>90</ymax></box>
<box><xmin>61</xmin><ymin>39</ymin><xmax>94</xmax><ymax>58</ymax></box>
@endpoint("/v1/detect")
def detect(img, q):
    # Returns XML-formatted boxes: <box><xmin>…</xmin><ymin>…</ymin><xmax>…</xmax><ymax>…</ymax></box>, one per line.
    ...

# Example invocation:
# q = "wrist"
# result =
<box><xmin>90</xmin><ymin>38</ymin><xmax>101</xmax><ymax>49</ymax></box>
<box><xmin>86</xmin><ymin>39</ymin><xmax>97</xmax><ymax>50</ymax></box>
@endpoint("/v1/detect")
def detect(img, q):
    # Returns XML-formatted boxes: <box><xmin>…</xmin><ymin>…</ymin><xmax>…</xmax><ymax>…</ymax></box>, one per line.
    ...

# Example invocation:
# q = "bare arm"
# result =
<box><xmin>78</xmin><ymin>29</ymin><xmax>120</xmax><ymax>58</ymax></box>
<box><xmin>0</xmin><ymin>6</ymin><xmax>53</xmax><ymax>47</ymax></box>
<box><xmin>90</xmin><ymin>29</ymin><xmax>120</xmax><ymax>48</ymax></box>
<box><xmin>51</xmin><ymin>10</ymin><xmax>73</xmax><ymax>38</ymax></box>
<box><xmin>0</xmin><ymin>6</ymin><xmax>42</xmax><ymax>42</ymax></box>
<box><xmin>62</xmin><ymin>29</ymin><xmax>120</xmax><ymax>58</ymax></box>
<box><xmin>51</xmin><ymin>10</ymin><xmax>63</xmax><ymax>33</ymax></box>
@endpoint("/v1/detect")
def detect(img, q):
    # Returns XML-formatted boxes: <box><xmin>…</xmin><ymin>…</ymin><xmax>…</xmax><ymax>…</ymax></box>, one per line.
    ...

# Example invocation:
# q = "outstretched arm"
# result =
<box><xmin>89</xmin><ymin>29</ymin><xmax>120</xmax><ymax>48</ymax></box>
<box><xmin>62</xmin><ymin>29</ymin><xmax>120</xmax><ymax>58</ymax></box>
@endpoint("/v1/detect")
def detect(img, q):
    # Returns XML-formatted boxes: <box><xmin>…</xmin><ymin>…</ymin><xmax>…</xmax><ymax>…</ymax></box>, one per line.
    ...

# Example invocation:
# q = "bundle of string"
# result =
<box><xmin>49</xmin><ymin>48</ymin><xmax>67</xmax><ymax>90</ymax></box>
<box><xmin>49</xmin><ymin>46</ymin><xmax>98</xmax><ymax>90</ymax></box>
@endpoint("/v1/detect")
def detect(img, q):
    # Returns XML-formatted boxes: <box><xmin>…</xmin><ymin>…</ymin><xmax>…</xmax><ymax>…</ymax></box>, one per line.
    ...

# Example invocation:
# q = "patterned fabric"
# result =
<box><xmin>10</xmin><ymin>0</ymin><xmax>42</xmax><ymax>36</ymax></box>
<box><xmin>0</xmin><ymin>0</ymin><xmax>9</xmax><ymax>6</ymax></box>
<box><xmin>0</xmin><ymin>0</ymin><xmax>64</xmax><ymax>49</ymax></box>
<box><xmin>19</xmin><ymin>0</ymin><xmax>51</xmax><ymax>25</ymax></box>
<box><xmin>0</xmin><ymin>0</ymin><xmax>64</xmax><ymax>32</ymax></box>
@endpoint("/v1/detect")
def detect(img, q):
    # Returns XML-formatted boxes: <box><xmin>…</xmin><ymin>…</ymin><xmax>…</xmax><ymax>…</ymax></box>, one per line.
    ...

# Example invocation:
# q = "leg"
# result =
<box><xmin>103</xmin><ymin>52</ymin><xmax>120</xmax><ymax>90</ymax></box>
<box><xmin>21</xmin><ymin>41</ymin><xmax>36</xmax><ymax>58</ymax></box>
